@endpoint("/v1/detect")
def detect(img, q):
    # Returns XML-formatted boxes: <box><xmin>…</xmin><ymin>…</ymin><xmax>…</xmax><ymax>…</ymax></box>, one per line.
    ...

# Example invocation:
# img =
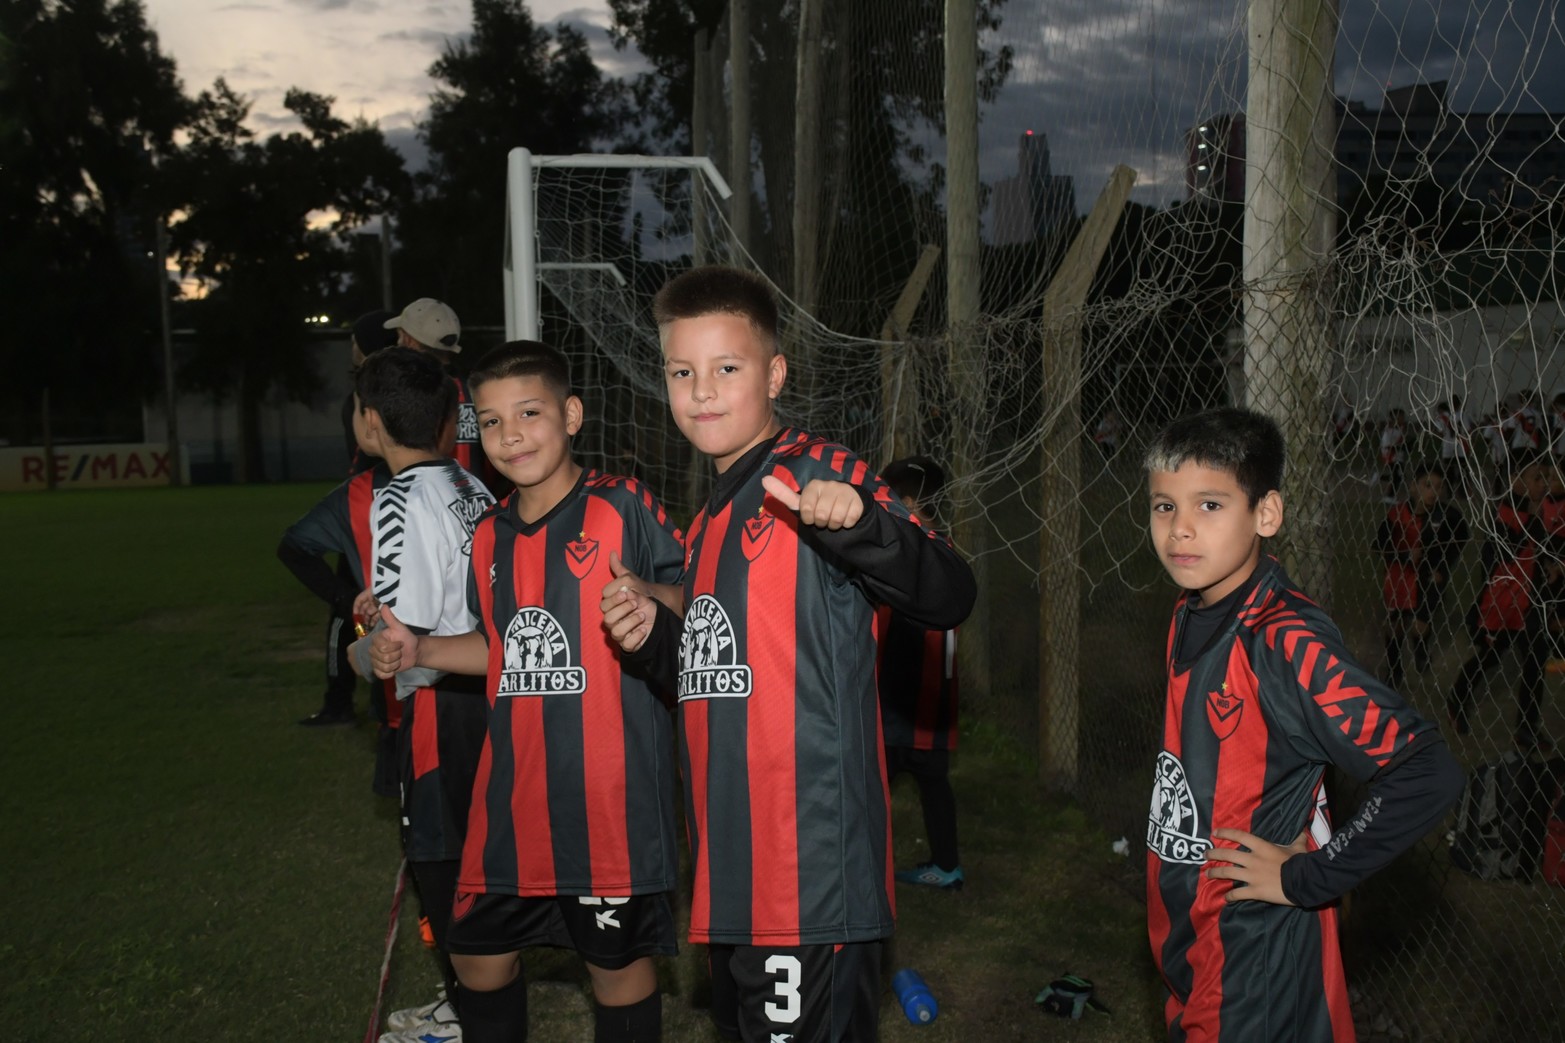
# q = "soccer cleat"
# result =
<box><xmin>895</xmin><ymin>863</ymin><xmax>965</xmax><ymax>890</ymax></box>
<box><xmin>418</xmin><ymin>914</ymin><xmax>436</xmax><ymax>949</ymax></box>
<box><xmin>384</xmin><ymin>995</ymin><xmax>457</xmax><ymax>1034</ymax></box>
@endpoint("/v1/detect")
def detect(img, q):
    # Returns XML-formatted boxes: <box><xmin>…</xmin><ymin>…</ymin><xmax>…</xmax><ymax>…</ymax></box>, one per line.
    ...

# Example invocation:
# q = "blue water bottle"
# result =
<box><xmin>892</xmin><ymin>968</ymin><xmax>938</xmax><ymax>1024</ymax></box>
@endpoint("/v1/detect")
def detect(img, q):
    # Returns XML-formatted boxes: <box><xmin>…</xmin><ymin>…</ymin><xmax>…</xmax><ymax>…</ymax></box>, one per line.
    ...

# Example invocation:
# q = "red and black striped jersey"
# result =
<box><xmin>461</xmin><ymin>469</ymin><xmax>685</xmax><ymax>898</ymax></box>
<box><xmin>876</xmin><ymin>608</ymin><xmax>958</xmax><ymax>751</ymax></box>
<box><xmin>1147</xmin><ymin>559</ymin><xmax>1438</xmax><ymax>1042</ymax></box>
<box><xmin>1473</xmin><ymin>499</ymin><xmax>1541</xmax><ymax>632</ymax></box>
<box><xmin>281</xmin><ymin>463</ymin><xmax>390</xmax><ymax>591</ymax></box>
<box><xmin>677</xmin><ymin>428</ymin><xmax>960</xmax><ymax>946</ymax></box>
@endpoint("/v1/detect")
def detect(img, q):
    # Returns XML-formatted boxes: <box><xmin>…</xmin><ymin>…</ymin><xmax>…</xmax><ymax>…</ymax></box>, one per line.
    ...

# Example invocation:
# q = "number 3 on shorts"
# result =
<box><xmin>764</xmin><ymin>954</ymin><xmax>802</xmax><ymax>1023</ymax></box>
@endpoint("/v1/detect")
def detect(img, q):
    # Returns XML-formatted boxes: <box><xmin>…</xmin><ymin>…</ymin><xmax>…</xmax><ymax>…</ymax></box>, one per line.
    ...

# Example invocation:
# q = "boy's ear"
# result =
<box><xmin>1256</xmin><ymin>490</ymin><xmax>1284</xmax><ymax>538</ymax></box>
<box><xmin>767</xmin><ymin>352</ymin><xmax>787</xmax><ymax>401</ymax></box>
<box><xmin>565</xmin><ymin>394</ymin><xmax>584</xmax><ymax>437</ymax></box>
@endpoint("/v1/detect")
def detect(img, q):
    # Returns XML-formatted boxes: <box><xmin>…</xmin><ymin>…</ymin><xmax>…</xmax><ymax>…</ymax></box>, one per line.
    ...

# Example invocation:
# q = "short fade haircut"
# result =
<box><xmin>652</xmin><ymin>265</ymin><xmax>779</xmax><ymax>352</ymax></box>
<box><xmin>1144</xmin><ymin>406</ymin><xmax>1285</xmax><ymax>508</ymax></box>
<box><xmin>355</xmin><ymin>346</ymin><xmax>455</xmax><ymax>453</ymax></box>
<box><xmin>468</xmin><ymin>340</ymin><xmax>573</xmax><ymax>401</ymax></box>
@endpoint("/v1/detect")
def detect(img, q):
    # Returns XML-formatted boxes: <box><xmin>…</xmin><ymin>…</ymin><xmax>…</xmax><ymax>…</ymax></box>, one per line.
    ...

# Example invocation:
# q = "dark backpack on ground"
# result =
<box><xmin>1450</xmin><ymin>752</ymin><xmax>1564</xmax><ymax>881</ymax></box>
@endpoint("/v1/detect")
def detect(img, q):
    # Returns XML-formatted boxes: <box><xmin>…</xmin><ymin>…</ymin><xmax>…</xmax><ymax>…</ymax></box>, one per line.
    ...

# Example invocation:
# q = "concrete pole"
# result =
<box><xmin>944</xmin><ymin>0</ymin><xmax>990</xmax><ymax>700</ymax></box>
<box><xmin>1244</xmin><ymin>0</ymin><xmax>1338</xmax><ymax>605</ymax></box>
<box><xmin>156</xmin><ymin>219</ymin><xmax>182</xmax><ymax>486</ymax></box>
<box><xmin>792</xmin><ymin>0</ymin><xmax>825</xmax><ymax>314</ymax></box>
<box><xmin>728</xmin><ymin>0</ymin><xmax>752</xmax><ymax>256</ymax></box>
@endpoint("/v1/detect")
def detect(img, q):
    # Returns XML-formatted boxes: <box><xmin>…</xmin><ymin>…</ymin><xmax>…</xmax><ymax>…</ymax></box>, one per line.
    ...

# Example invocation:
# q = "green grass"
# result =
<box><xmin>0</xmin><ymin>484</ymin><xmax>1159</xmax><ymax>1041</ymax></box>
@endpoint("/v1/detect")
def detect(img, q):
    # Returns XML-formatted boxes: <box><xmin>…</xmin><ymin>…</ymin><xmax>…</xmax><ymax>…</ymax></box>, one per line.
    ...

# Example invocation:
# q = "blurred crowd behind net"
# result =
<box><xmin>527</xmin><ymin>0</ymin><xmax>1564</xmax><ymax>1038</ymax></box>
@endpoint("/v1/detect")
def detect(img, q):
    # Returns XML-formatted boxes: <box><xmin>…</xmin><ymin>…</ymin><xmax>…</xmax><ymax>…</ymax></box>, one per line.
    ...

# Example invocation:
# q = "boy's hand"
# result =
<box><xmin>761</xmin><ymin>474</ymin><xmax>864</xmax><ymax>530</ymax></box>
<box><xmin>601</xmin><ymin>551</ymin><xmax>656</xmax><ymax>652</ymax></box>
<box><xmin>353</xmin><ymin>588</ymin><xmax>381</xmax><ymax>628</ymax></box>
<box><xmin>1204</xmin><ymin>827</ymin><xmax>1311</xmax><ymax>905</ymax></box>
<box><xmin>371</xmin><ymin>606</ymin><xmax>418</xmax><ymax>680</ymax></box>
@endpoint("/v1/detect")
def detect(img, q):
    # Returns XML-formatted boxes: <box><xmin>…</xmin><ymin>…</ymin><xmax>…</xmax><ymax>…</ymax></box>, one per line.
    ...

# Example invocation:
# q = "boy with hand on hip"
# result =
<box><xmin>1143</xmin><ymin>407</ymin><xmax>1462</xmax><ymax>1043</ymax></box>
<box><xmin>370</xmin><ymin>341</ymin><xmax>686</xmax><ymax>1043</ymax></box>
<box><xmin>603</xmin><ymin>266</ymin><xmax>976</xmax><ymax>1043</ymax></box>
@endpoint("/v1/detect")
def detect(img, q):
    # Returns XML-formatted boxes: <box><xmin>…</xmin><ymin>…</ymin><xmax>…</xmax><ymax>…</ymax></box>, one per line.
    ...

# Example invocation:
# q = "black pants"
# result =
<box><xmin>886</xmin><ymin>747</ymin><xmax>959</xmax><ymax>871</ymax></box>
<box><xmin>1448</xmin><ymin>626</ymin><xmax>1544</xmax><ymax>736</ymax></box>
<box><xmin>321</xmin><ymin>556</ymin><xmax>358</xmax><ymax>714</ymax></box>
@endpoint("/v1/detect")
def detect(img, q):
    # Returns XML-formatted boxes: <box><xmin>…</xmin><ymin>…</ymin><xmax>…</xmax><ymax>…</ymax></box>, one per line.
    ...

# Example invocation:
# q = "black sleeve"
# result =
<box><xmin>808</xmin><ymin>486</ymin><xmax>977</xmax><ymax>630</ymax></box>
<box><xmin>622</xmin><ymin>598</ymin><xmax>684</xmax><ymax>706</ymax></box>
<box><xmin>276</xmin><ymin>539</ymin><xmax>358</xmax><ymax>617</ymax></box>
<box><xmin>1280</xmin><ymin>738</ymin><xmax>1465</xmax><ymax>908</ymax></box>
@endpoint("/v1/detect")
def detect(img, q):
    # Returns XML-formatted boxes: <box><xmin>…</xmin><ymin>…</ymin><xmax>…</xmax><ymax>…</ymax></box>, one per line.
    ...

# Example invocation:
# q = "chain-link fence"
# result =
<box><xmin>509</xmin><ymin>1</ymin><xmax>1565</xmax><ymax>1038</ymax></box>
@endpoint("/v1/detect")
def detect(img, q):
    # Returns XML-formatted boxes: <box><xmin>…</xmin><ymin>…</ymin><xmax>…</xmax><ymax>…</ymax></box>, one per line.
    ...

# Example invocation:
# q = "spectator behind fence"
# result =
<box><xmin>1143</xmin><ymin>406</ymin><xmax>1462</xmax><ymax>1043</ymax></box>
<box><xmin>1375</xmin><ymin>461</ymin><xmax>1469</xmax><ymax>689</ymax></box>
<box><xmin>1448</xmin><ymin>452</ymin><xmax>1554</xmax><ymax>748</ymax></box>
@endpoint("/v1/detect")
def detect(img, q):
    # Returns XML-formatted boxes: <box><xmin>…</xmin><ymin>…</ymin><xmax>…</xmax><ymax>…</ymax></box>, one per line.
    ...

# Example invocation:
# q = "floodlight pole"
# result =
<box><xmin>156</xmin><ymin>218</ymin><xmax>182</xmax><ymax>487</ymax></box>
<box><xmin>503</xmin><ymin>150</ymin><xmax>734</xmax><ymax>342</ymax></box>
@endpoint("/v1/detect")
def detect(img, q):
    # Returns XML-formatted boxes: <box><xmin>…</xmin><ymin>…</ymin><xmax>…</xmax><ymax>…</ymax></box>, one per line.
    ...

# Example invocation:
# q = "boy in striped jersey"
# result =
<box><xmin>370</xmin><ymin>341</ymin><xmax>685</xmax><ymax>1042</ymax></box>
<box><xmin>345</xmin><ymin>346</ymin><xmax>496</xmax><ymax>1038</ymax></box>
<box><xmin>876</xmin><ymin>456</ymin><xmax>963</xmax><ymax>891</ymax></box>
<box><xmin>1144</xmin><ymin>407</ymin><xmax>1462</xmax><ymax>1042</ymax></box>
<box><xmin>604</xmin><ymin>266</ymin><xmax>976</xmax><ymax>1042</ymax></box>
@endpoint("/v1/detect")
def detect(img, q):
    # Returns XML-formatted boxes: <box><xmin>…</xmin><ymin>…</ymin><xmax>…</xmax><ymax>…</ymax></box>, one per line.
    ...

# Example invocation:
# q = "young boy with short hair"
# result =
<box><xmin>345</xmin><ymin>346</ymin><xmax>496</xmax><ymax>1037</ymax></box>
<box><xmin>1374</xmin><ymin>461</ymin><xmax>1468</xmax><ymax>687</ymax></box>
<box><xmin>603</xmin><ymin>266</ymin><xmax>976</xmax><ymax>1042</ymax></box>
<box><xmin>877</xmin><ymin>456</ymin><xmax>964</xmax><ymax>890</ymax></box>
<box><xmin>369</xmin><ymin>340</ymin><xmax>687</xmax><ymax>1043</ymax></box>
<box><xmin>1143</xmin><ymin>406</ymin><xmax>1462</xmax><ymax>1043</ymax></box>
<box><xmin>1448</xmin><ymin>451</ymin><xmax>1551</xmax><ymax>745</ymax></box>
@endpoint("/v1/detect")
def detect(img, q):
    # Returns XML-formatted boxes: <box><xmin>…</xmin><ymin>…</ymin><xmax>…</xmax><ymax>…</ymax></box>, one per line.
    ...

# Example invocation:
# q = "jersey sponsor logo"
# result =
<box><xmin>1148</xmin><ymin>751</ymin><xmax>1211</xmax><ymax>864</ymax></box>
<box><xmin>445</xmin><ymin>483</ymin><xmax>492</xmax><ymax>555</ymax></box>
<box><xmin>457</xmin><ymin>401</ymin><xmax>479</xmax><ymax>445</ymax></box>
<box><xmin>1205</xmin><ymin>681</ymin><xmax>1244</xmax><ymax>740</ymax></box>
<box><xmin>742</xmin><ymin>506</ymin><xmax>775</xmax><ymax>561</ymax></box>
<box><xmin>498</xmin><ymin>607</ymin><xmax>587</xmax><ymax>696</ymax></box>
<box><xmin>566</xmin><ymin>531</ymin><xmax>599</xmax><ymax>580</ymax></box>
<box><xmin>678</xmin><ymin>595</ymin><xmax>753</xmax><ymax>701</ymax></box>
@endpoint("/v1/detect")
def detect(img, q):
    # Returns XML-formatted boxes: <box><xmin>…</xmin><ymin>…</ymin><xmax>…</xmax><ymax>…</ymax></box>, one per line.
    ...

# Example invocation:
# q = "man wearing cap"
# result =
<box><xmin>383</xmin><ymin>298</ymin><xmax>499</xmax><ymax>493</ymax></box>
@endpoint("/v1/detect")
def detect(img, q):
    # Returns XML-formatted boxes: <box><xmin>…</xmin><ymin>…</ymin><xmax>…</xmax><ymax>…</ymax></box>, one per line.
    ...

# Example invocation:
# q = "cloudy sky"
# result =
<box><xmin>140</xmin><ymin>0</ymin><xmax>1563</xmax><ymax>211</ymax></box>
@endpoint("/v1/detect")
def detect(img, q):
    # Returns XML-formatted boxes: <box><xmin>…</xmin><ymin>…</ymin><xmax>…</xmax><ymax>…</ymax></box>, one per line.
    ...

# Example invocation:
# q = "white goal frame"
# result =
<box><xmin>503</xmin><ymin>149</ymin><xmax>734</xmax><ymax>341</ymax></box>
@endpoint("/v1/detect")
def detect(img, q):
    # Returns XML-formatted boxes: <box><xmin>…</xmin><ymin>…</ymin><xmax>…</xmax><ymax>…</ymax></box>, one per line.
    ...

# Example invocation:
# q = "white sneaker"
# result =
<box><xmin>383</xmin><ymin>995</ymin><xmax>458</xmax><ymax>1034</ymax></box>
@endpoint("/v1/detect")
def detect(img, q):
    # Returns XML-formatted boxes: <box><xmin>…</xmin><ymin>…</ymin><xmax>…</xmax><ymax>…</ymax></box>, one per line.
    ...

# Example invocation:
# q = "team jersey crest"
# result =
<box><xmin>1148</xmin><ymin>751</ymin><xmax>1210</xmax><ymax>864</ymax></box>
<box><xmin>678</xmin><ymin>595</ymin><xmax>753</xmax><ymax>701</ymax></box>
<box><xmin>566</xmin><ymin>531</ymin><xmax>600</xmax><ymax>579</ymax></box>
<box><xmin>498</xmin><ymin>607</ymin><xmax>587</xmax><ymax>696</ymax></box>
<box><xmin>1206</xmin><ymin>681</ymin><xmax>1244</xmax><ymax>740</ymax></box>
<box><xmin>741</xmin><ymin>506</ymin><xmax>775</xmax><ymax>561</ymax></box>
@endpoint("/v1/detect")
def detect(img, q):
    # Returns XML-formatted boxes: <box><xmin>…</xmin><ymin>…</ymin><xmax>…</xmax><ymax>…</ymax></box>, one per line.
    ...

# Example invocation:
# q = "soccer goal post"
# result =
<box><xmin>502</xmin><ymin>149</ymin><xmax>734</xmax><ymax>342</ymax></box>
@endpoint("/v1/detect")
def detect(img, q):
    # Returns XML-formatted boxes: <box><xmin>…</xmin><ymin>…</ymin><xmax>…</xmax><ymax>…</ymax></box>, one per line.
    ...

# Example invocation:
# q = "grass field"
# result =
<box><xmin>1</xmin><ymin>484</ymin><xmax>1161</xmax><ymax>1042</ymax></box>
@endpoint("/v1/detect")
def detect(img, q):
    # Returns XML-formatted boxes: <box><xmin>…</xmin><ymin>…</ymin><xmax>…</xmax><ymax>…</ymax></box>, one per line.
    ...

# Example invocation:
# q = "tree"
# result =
<box><xmin>165</xmin><ymin>81</ymin><xmax>408</xmax><ymax>480</ymax></box>
<box><xmin>0</xmin><ymin>0</ymin><xmax>188</xmax><ymax>446</ymax></box>
<box><xmin>395</xmin><ymin>0</ymin><xmax>626</xmax><ymax>327</ymax></box>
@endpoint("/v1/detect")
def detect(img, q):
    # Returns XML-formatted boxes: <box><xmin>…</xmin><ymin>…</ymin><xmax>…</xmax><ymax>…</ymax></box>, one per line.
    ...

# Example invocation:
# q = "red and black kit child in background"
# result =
<box><xmin>1448</xmin><ymin>451</ymin><xmax>1551</xmax><ymax>746</ymax></box>
<box><xmin>877</xmin><ymin>456</ymin><xmax>964</xmax><ymax>891</ymax></box>
<box><xmin>1375</xmin><ymin>461</ymin><xmax>1469</xmax><ymax>689</ymax></box>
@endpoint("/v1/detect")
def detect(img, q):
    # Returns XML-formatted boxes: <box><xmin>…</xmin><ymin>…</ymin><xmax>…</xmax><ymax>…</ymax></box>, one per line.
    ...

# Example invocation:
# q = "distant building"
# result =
<box><xmin>989</xmin><ymin>130</ymin><xmax>1078</xmax><ymax>246</ymax></box>
<box><xmin>1186</xmin><ymin>81</ymin><xmax>1565</xmax><ymax>208</ymax></box>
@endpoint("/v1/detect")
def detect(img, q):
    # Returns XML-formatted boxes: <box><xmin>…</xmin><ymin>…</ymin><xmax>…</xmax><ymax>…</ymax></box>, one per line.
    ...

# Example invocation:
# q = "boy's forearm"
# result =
<box><xmin>277</xmin><ymin>540</ymin><xmax>356</xmax><ymax>614</ymax></box>
<box><xmin>813</xmin><ymin>487</ymin><xmax>977</xmax><ymax>629</ymax></box>
<box><xmin>1280</xmin><ymin>738</ymin><xmax>1464</xmax><ymax>907</ymax></box>
<box><xmin>414</xmin><ymin>631</ymin><xmax>489</xmax><ymax>676</ymax></box>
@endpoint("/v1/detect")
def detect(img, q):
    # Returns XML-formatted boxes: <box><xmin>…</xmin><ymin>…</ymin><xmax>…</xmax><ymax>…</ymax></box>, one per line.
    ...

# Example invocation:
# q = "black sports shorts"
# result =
<box><xmin>708</xmin><ymin>940</ymin><xmax>881</xmax><ymax>1043</ymax></box>
<box><xmin>445</xmin><ymin>890</ymin><xmax>677</xmax><ymax>970</ymax></box>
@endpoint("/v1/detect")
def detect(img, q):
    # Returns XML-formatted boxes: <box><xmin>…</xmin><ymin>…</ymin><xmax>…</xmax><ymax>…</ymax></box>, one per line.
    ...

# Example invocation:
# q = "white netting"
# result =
<box><xmin>522</xmin><ymin>0</ymin><xmax>1565</xmax><ymax>1035</ymax></box>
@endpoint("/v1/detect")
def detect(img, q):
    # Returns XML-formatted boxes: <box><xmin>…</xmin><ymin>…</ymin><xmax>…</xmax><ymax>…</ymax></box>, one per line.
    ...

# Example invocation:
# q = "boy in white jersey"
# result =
<box><xmin>346</xmin><ymin>345</ymin><xmax>495</xmax><ymax>1039</ymax></box>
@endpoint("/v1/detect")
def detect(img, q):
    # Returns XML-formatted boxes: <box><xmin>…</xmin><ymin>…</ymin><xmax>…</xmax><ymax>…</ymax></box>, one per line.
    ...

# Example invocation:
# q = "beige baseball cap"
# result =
<box><xmin>385</xmin><ymin>298</ymin><xmax>461</xmax><ymax>353</ymax></box>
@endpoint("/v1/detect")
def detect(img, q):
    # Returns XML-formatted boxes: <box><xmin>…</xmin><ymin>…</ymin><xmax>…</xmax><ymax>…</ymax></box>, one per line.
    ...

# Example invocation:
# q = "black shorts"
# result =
<box><xmin>708</xmin><ymin>940</ymin><xmax>882</xmax><ymax>1043</ymax></box>
<box><xmin>399</xmin><ymin>683</ymin><xmax>487</xmax><ymax>862</ymax></box>
<box><xmin>445</xmin><ymin>891</ymin><xmax>677</xmax><ymax>970</ymax></box>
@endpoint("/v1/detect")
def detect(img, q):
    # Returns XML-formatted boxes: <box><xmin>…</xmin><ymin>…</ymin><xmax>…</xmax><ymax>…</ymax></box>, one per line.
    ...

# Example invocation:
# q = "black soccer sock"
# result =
<box><xmin>1383</xmin><ymin>634</ymin><xmax>1404</xmax><ymax>688</ymax></box>
<box><xmin>438</xmin><ymin>952</ymin><xmax>462</xmax><ymax>1020</ymax></box>
<box><xmin>595</xmin><ymin>990</ymin><xmax>661</xmax><ymax>1043</ymax></box>
<box><xmin>455</xmin><ymin>969</ymin><xmax>527</xmax><ymax>1043</ymax></box>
